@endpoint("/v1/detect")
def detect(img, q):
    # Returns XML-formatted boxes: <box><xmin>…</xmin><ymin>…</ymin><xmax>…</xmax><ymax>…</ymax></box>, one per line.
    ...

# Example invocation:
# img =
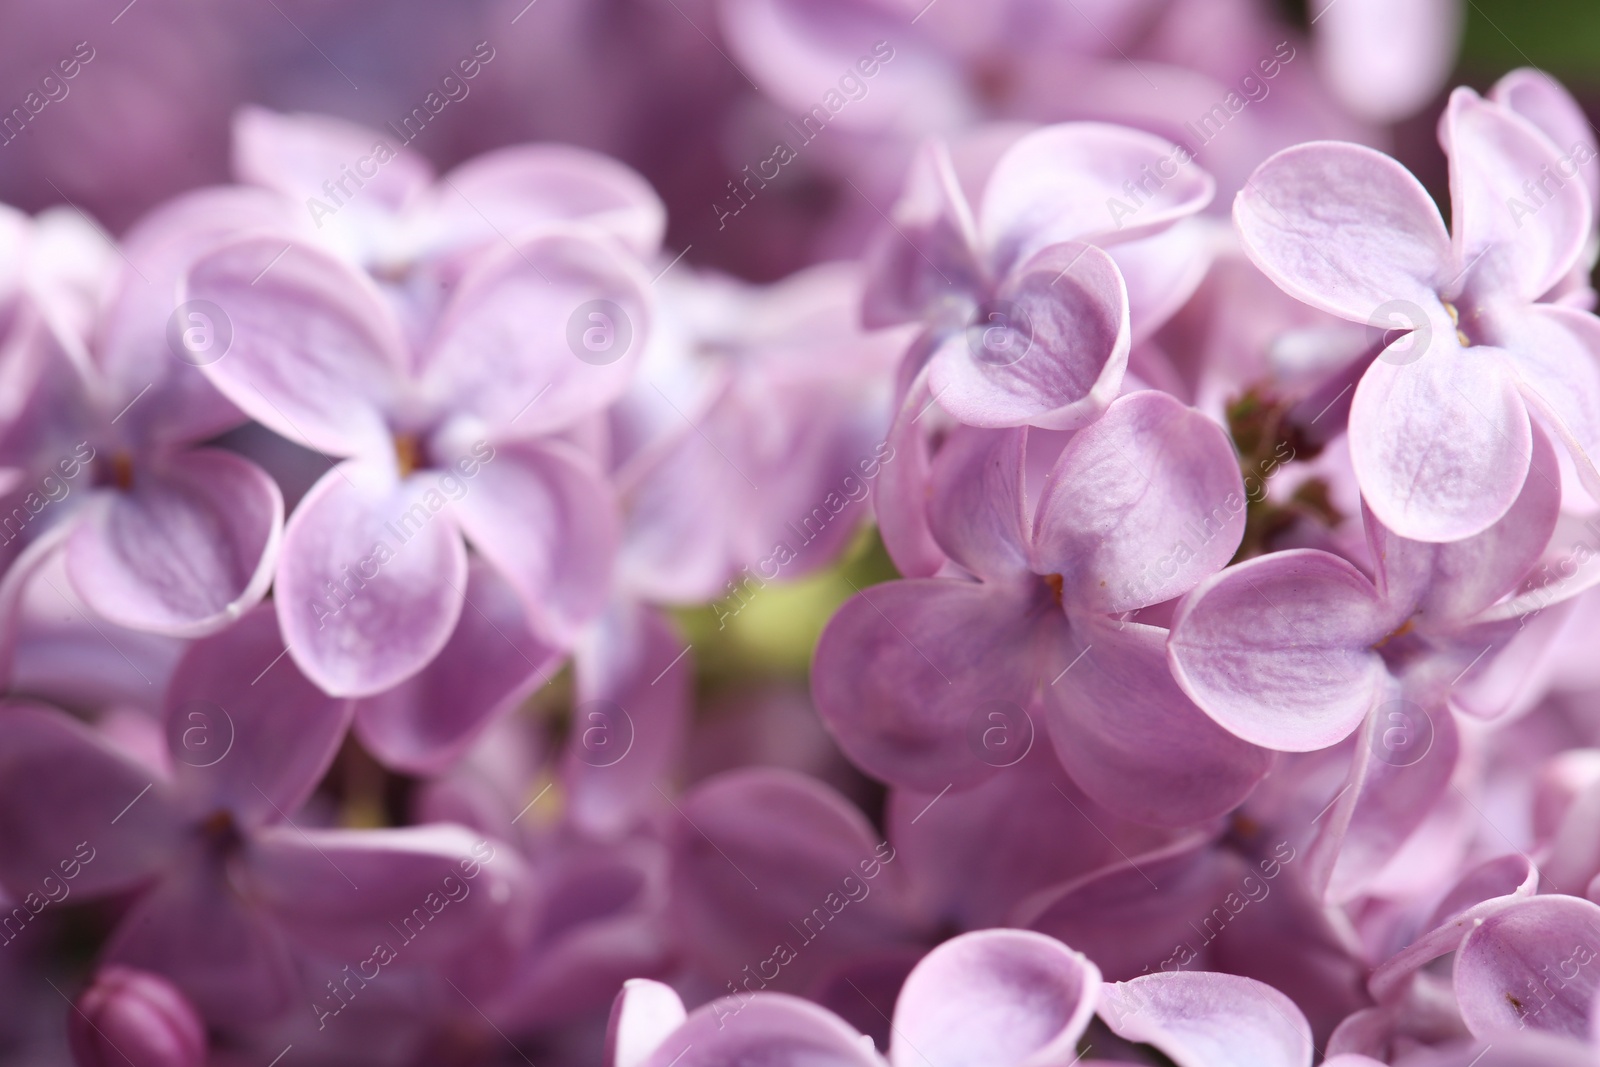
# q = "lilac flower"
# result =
<box><xmin>0</xmin><ymin>189</ymin><xmax>291</xmax><ymax>643</ymax></box>
<box><xmin>1234</xmin><ymin>86</ymin><xmax>1600</xmax><ymax>541</ymax></box>
<box><xmin>0</xmin><ymin>606</ymin><xmax>527</xmax><ymax>1025</ymax></box>
<box><xmin>1169</xmin><ymin>431</ymin><xmax>1564</xmax><ymax>897</ymax></box>
<box><xmin>183</xmin><ymin>222</ymin><xmax>648</xmax><ymax>696</ymax></box>
<box><xmin>813</xmin><ymin>390</ymin><xmax>1269</xmax><ymax>825</ymax></box>
<box><xmin>608</xmin><ymin>928</ymin><xmax>1316</xmax><ymax>1067</ymax></box>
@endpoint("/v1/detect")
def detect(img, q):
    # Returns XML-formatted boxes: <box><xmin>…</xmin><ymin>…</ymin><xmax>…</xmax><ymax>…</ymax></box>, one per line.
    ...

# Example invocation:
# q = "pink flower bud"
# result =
<box><xmin>68</xmin><ymin>967</ymin><xmax>205</xmax><ymax>1067</ymax></box>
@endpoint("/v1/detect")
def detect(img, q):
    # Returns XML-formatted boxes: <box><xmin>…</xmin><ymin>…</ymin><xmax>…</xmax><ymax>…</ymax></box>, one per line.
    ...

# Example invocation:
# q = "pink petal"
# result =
<box><xmin>232</xmin><ymin>106</ymin><xmax>432</xmax><ymax>213</ymax></box>
<box><xmin>891</xmin><ymin>929</ymin><xmax>1099</xmax><ymax>1067</ymax></box>
<box><xmin>563</xmin><ymin>602</ymin><xmax>689</xmax><ymax>838</ymax></box>
<box><xmin>638</xmin><ymin>993</ymin><xmax>884</xmax><ymax>1067</ymax></box>
<box><xmin>607</xmin><ymin>979</ymin><xmax>687</xmax><ymax>1067</ymax></box>
<box><xmin>186</xmin><ymin>236</ymin><xmax>407</xmax><ymax>457</ymax></box>
<box><xmin>164</xmin><ymin>603</ymin><xmax>351</xmax><ymax>829</ymax></box>
<box><xmin>1046</xmin><ymin>616</ymin><xmax>1271</xmax><ymax>825</ymax></box>
<box><xmin>1033</xmin><ymin>390</ymin><xmax>1245</xmax><ymax>613</ymax></box>
<box><xmin>1315</xmin><ymin>0</ymin><xmax>1461</xmax><ymax>123</ymax></box>
<box><xmin>104</xmin><ymin>852</ymin><xmax>297</xmax><ymax>1027</ymax></box>
<box><xmin>275</xmin><ymin>463</ymin><xmax>468</xmax><ymax>697</ymax></box>
<box><xmin>0</xmin><ymin>702</ymin><xmax>182</xmax><ymax>898</ymax></box>
<box><xmin>448</xmin><ymin>437</ymin><xmax>617</xmax><ymax>646</ymax></box>
<box><xmin>1235</xmin><ymin>143</ymin><xmax>1451</xmax><ymax>324</ymax></box>
<box><xmin>1099</xmin><ymin>971</ymin><xmax>1314</xmax><ymax>1067</ymax></box>
<box><xmin>811</xmin><ymin>578</ymin><xmax>1042</xmax><ymax>792</ymax></box>
<box><xmin>1454</xmin><ymin>895</ymin><xmax>1600</xmax><ymax>1039</ymax></box>
<box><xmin>1349</xmin><ymin>339</ymin><xmax>1533</xmax><ymax>542</ymax></box>
<box><xmin>246</xmin><ymin>825</ymin><xmax>529</xmax><ymax>979</ymax></box>
<box><xmin>1443</xmin><ymin>88</ymin><xmax>1591</xmax><ymax>303</ymax></box>
<box><xmin>1492</xmin><ymin>69</ymin><xmax>1599</xmax><ymax>215</ymax></box>
<box><xmin>980</xmin><ymin>123</ymin><xmax>1214</xmax><ymax>275</ymax></box>
<box><xmin>925</xmin><ymin>426</ymin><xmax>1031</xmax><ymax>582</ymax></box>
<box><xmin>354</xmin><ymin>560</ymin><xmax>562</xmax><ymax>774</ymax></box>
<box><xmin>928</xmin><ymin>242</ymin><xmax>1129</xmax><ymax>430</ymax></box>
<box><xmin>1503</xmin><ymin>304</ymin><xmax>1600</xmax><ymax>503</ymax></box>
<box><xmin>431</xmin><ymin>144</ymin><xmax>666</xmax><ymax>261</ymax></box>
<box><xmin>421</xmin><ymin>227</ymin><xmax>652</xmax><ymax>436</ymax></box>
<box><xmin>1168</xmin><ymin>549</ymin><xmax>1396</xmax><ymax>752</ymax></box>
<box><xmin>65</xmin><ymin>449</ymin><xmax>282</xmax><ymax>637</ymax></box>
<box><xmin>874</xmin><ymin>367</ymin><xmax>949</xmax><ymax>578</ymax></box>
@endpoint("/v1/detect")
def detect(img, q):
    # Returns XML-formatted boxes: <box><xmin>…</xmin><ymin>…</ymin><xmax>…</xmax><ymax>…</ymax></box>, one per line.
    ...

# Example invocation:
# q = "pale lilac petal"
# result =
<box><xmin>860</xmin><ymin>140</ymin><xmax>984</xmax><ymax>329</ymax></box>
<box><xmin>607</xmin><ymin>979</ymin><xmax>686</xmax><ymax>1067</ymax></box>
<box><xmin>431</xmin><ymin>144</ymin><xmax>667</xmax><ymax>261</ymax></box>
<box><xmin>874</xmin><ymin>369</ymin><xmax>949</xmax><ymax>578</ymax></box>
<box><xmin>1168</xmin><ymin>550</ymin><xmax>1395</xmax><ymax>752</ymax></box>
<box><xmin>186</xmin><ymin>236</ymin><xmax>406</xmax><ymax>457</ymax></box>
<box><xmin>65</xmin><ymin>449</ymin><xmax>282</xmax><ymax>637</ymax></box>
<box><xmin>0</xmin><ymin>702</ymin><xmax>182</xmax><ymax>898</ymax></box>
<box><xmin>1098</xmin><ymin>971</ymin><xmax>1314</xmax><ymax>1067</ymax></box>
<box><xmin>164</xmin><ymin>604</ymin><xmax>351</xmax><ymax>828</ymax></box>
<box><xmin>890</xmin><ymin>929</ymin><xmax>1097</xmax><ymax>1067</ymax></box>
<box><xmin>1110</xmin><ymin>222</ymin><xmax>1214</xmax><ymax>344</ymax></box>
<box><xmin>639</xmin><ymin>993</ymin><xmax>884</xmax><ymax>1067</ymax></box>
<box><xmin>1453</xmin><ymin>895</ymin><xmax>1600</xmax><ymax>1038</ymax></box>
<box><xmin>1046</xmin><ymin>616</ymin><xmax>1271</xmax><ymax>825</ymax></box>
<box><xmin>1033</xmin><ymin>391</ymin><xmax>1245</xmax><ymax>613</ymax></box>
<box><xmin>929</xmin><ymin>242</ymin><xmax>1129</xmax><ymax>430</ymax></box>
<box><xmin>1444</xmin><ymin>88</ymin><xmax>1591</xmax><ymax>302</ymax></box>
<box><xmin>564</xmin><ymin>602</ymin><xmax>689</xmax><ymax>838</ymax></box>
<box><xmin>421</xmin><ymin>227</ymin><xmax>652</xmax><ymax>436</ymax></box>
<box><xmin>1349</xmin><ymin>339</ymin><xmax>1533</xmax><ymax>542</ymax></box>
<box><xmin>246</xmin><ymin>825</ymin><xmax>528</xmax><ymax>976</ymax></box>
<box><xmin>670</xmin><ymin>769</ymin><xmax>916</xmax><ymax>994</ymax></box>
<box><xmin>104</xmin><ymin>853</ymin><xmax>297</xmax><ymax>1027</ymax></box>
<box><xmin>448</xmin><ymin>437</ymin><xmax>617</xmax><ymax>646</ymax></box>
<box><xmin>1307</xmin><ymin>692</ymin><xmax>1460</xmax><ymax>904</ymax></box>
<box><xmin>1234</xmin><ymin>143</ymin><xmax>1452</xmax><ymax>323</ymax></box>
<box><xmin>232</xmin><ymin>106</ymin><xmax>432</xmax><ymax>213</ymax></box>
<box><xmin>811</xmin><ymin>579</ymin><xmax>1042</xmax><ymax>792</ymax></box>
<box><xmin>1316</xmin><ymin>0</ymin><xmax>1461</xmax><ymax>123</ymax></box>
<box><xmin>925</xmin><ymin>426</ymin><xmax>1030</xmax><ymax>582</ymax></box>
<box><xmin>1394</xmin><ymin>1036</ymin><xmax>1600</xmax><ymax>1067</ymax></box>
<box><xmin>1492</xmin><ymin>69</ymin><xmax>1599</xmax><ymax>213</ymax></box>
<box><xmin>980</xmin><ymin>123</ymin><xmax>1214</xmax><ymax>274</ymax></box>
<box><xmin>353</xmin><ymin>560</ymin><xmax>561</xmax><ymax>774</ymax></box>
<box><xmin>275</xmin><ymin>463</ymin><xmax>467</xmax><ymax>697</ymax></box>
<box><xmin>1503</xmin><ymin>304</ymin><xmax>1600</xmax><ymax>502</ymax></box>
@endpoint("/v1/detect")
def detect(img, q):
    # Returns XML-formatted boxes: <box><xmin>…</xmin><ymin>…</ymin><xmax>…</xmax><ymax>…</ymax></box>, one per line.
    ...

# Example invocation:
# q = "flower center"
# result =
<box><xmin>393</xmin><ymin>433</ymin><xmax>425</xmax><ymax>478</ymax></box>
<box><xmin>1441</xmin><ymin>300</ymin><xmax>1471</xmax><ymax>347</ymax></box>
<box><xmin>1044</xmin><ymin>573</ymin><xmax>1065</xmax><ymax>605</ymax></box>
<box><xmin>110</xmin><ymin>452</ymin><xmax>134</xmax><ymax>490</ymax></box>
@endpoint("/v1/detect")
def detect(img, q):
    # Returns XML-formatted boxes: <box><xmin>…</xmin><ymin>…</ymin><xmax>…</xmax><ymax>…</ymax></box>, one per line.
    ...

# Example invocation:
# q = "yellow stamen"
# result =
<box><xmin>393</xmin><ymin>434</ymin><xmax>423</xmax><ymax>478</ymax></box>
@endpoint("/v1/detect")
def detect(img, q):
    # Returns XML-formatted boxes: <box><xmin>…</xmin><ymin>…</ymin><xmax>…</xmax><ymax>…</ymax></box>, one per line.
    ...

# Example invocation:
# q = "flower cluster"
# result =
<box><xmin>3</xmin><ymin>3</ymin><xmax>1600</xmax><ymax>1067</ymax></box>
